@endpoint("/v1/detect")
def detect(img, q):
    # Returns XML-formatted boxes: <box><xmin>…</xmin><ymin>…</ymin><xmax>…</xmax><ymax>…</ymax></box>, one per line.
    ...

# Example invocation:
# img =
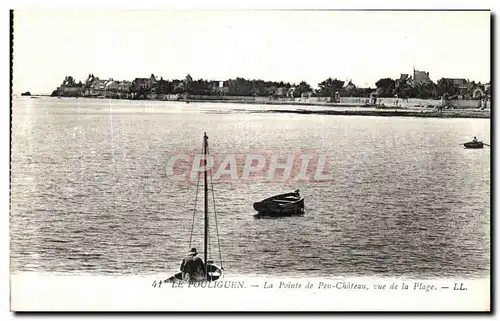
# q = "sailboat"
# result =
<box><xmin>167</xmin><ymin>132</ymin><xmax>224</xmax><ymax>282</ymax></box>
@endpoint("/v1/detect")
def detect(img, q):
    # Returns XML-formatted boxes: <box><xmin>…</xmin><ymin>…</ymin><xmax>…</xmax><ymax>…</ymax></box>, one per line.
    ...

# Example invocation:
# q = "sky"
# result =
<box><xmin>12</xmin><ymin>9</ymin><xmax>491</xmax><ymax>94</ymax></box>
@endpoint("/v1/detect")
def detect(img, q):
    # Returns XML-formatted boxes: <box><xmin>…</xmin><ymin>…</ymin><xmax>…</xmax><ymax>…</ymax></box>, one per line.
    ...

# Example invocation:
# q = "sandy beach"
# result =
<box><xmin>252</xmin><ymin>107</ymin><xmax>490</xmax><ymax>119</ymax></box>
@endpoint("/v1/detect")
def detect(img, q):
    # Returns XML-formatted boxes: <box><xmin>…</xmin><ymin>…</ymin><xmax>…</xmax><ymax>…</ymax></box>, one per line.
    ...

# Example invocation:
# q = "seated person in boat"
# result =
<box><xmin>473</xmin><ymin>136</ymin><xmax>478</xmax><ymax>143</ymax></box>
<box><xmin>180</xmin><ymin>248</ymin><xmax>205</xmax><ymax>281</ymax></box>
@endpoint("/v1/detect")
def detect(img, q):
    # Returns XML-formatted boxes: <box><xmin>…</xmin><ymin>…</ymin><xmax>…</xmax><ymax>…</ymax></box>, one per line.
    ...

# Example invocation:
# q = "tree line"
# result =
<box><xmin>146</xmin><ymin>75</ymin><xmax>474</xmax><ymax>99</ymax></box>
<box><xmin>374</xmin><ymin>77</ymin><xmax>483</xmax><ymax>99</ymax></box>
<box><xmin>55</xmin><ymin>73</ymin><xmax>484</xmax><ymax>99</ymax></box>
<box><xmin>140</xmin><ymin>75</ymin><xmax>376</xmax><ymax>98</ymax></box>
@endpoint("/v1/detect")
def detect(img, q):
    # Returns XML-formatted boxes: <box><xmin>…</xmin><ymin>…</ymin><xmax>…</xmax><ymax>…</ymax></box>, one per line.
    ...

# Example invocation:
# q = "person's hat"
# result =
<box><xmin>187</xmin><ymin>248</ymin><xmax>198</xmax><ymax>255</ymax></box>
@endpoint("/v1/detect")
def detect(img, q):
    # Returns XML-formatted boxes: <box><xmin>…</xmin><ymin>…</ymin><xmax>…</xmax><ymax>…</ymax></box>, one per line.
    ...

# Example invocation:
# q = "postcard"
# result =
<box><xmin>10</xmin><ymin>8</ymin><xmax>491</xmax><ymax>312</ymax></box>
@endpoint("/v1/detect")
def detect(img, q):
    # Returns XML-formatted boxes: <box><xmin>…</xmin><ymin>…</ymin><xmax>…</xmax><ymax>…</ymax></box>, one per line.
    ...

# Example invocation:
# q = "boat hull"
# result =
<box><xmin>464</xmin><ymin>142</ymin><xmax>484</xmax><ymax>149</ymax></box>
<box><xmin>253</xmin><ymin>192</ymin><xmax>305</xmax><ymax>217</ymax></box>
<box><xmin>166</xmin><ymin>263</ymin><xmax>223</xmax><ymax>282</ymax></box>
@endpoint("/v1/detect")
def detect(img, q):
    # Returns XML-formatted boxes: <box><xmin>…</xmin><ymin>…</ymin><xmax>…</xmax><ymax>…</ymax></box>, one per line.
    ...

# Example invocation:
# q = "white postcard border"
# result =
<box><xmin>4</xmin><ymin>0</ymin><xmax>497</xmax><ymax>318</ymax></box>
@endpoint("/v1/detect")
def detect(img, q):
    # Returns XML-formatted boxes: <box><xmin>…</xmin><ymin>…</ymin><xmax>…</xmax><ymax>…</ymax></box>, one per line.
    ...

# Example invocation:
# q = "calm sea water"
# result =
<box><xmin>10</xmin><ymin>97</ymin><xmax>490</xmax><ymax>278</ymax></box>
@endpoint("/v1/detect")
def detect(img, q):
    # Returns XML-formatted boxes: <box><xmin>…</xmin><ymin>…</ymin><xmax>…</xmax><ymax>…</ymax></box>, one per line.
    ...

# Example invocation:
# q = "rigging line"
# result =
<box><xmin>206</xmin><ymin>148</ymin><xmax>211</xmax><ymax>263</ymax></box>
<box><xmin>207</xmin><ymin>144</ymin><xmax>224</xmax><ymax>269</ymax></box>
<box><xmin>208</xmin><ymin>218</ymin><xmax>211</xmax><ymax>261</ymax></box>
<box><xmin>188</xmin><ymin>140</ymin><xmax>204</xmax><ymax>249</ymax></box>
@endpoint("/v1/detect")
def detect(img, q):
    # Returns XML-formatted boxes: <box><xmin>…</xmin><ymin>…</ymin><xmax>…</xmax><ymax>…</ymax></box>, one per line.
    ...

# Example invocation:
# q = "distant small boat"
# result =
<box><xmin>253</xmin><ymin>190</ymin><xmax>304</xmax><ymax>217</ymax></box>
<box><xmin>463</xmin><ymin>141</ymin><xmax>486</xmax><ymax>149</ymax></box>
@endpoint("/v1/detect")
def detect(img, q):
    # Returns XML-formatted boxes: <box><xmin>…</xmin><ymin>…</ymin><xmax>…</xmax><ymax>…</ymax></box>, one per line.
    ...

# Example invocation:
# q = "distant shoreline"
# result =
<box><xmin>251</xmin><ymin>109</ymin><xmax>490</xmax><ymax>119</ymax></box>
<box><xmin>17</xmin><ymin>95</ymin><xmax>490</xmax><ymax>119</ymax></box>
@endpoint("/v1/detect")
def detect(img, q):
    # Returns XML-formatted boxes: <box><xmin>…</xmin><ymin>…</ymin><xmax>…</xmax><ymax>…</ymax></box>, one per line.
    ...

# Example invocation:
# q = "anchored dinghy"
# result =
<box><xmin>253</xmin><ymin>190</ymin><xmax>305</xmax><ymax>217</ymax></box>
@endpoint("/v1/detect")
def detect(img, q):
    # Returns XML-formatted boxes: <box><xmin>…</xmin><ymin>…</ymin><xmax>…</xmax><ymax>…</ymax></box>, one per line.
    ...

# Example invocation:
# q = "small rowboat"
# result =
<box><xmin>253</xmin><ymin>190</ymin><xmax>305</xmax><ymax>217</ymax></box>
<box><xmin>463</xmin><ymin>141</ymin><xmax>485</xmax><ymax>149</ymax></box>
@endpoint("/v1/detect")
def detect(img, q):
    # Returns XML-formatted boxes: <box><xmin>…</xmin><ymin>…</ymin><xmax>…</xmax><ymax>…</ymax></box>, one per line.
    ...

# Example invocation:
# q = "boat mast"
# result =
<box><xmin>203</xmin><ymin>132</ymin><xmax>209</xmax><ymax>279</ymax></box>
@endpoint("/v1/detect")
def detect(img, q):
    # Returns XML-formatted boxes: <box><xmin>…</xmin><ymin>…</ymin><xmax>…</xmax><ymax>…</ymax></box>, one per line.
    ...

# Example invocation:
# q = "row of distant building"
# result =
<box><xmin>53</xmin><ymin>74</ymin><xmax>179</xmax><ymax>98</ymax></box>
<box><xmin>397</xmin><ymin>68</ymin><xmax>491</xmax><ymax>99</ymax></box>
<box><xmin>52</xmin><ymin>69</ymin><xmax>491</xmax><ymax>100</ymax></box>
<box><xmin>54</xmin><ymin>73</ymin><xmax>323</xmax><ymax>99</ymax></box>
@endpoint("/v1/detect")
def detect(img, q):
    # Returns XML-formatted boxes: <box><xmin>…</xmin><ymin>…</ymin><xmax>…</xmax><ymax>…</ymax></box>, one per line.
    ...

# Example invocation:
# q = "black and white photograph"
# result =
<box><xmin>9</xmin><ymin>7</ymin><xmax>491</xmax><ymax>312</ymax></box>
